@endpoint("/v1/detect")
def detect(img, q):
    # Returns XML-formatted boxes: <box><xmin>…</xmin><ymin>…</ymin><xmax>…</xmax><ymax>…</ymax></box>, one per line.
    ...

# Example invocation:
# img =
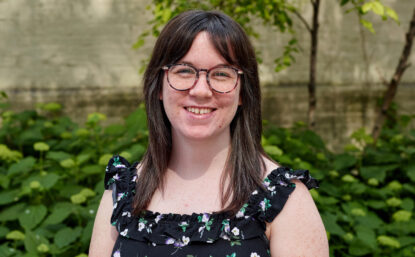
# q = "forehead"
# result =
<box><xmin>179</xmin><ymin>32</ymin><xmax>230</xmax><ymax>68</ymax></box>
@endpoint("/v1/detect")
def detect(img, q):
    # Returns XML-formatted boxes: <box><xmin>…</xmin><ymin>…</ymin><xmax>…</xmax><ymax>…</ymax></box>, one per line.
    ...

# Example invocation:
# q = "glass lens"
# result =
<box><xmin>168</xmin><ymin>64</ymin><xmax>197</xmax><ymax>90</ymax></box>
<box><xmin>209</xmin><ymin>67</ymin><xmax>238</xmax><ymax>92</ymax></box>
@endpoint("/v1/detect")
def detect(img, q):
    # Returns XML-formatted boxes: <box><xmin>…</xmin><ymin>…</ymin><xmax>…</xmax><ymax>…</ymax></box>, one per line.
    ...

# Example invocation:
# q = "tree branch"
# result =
<box><xmin>293</xmin><ymin>9</ymin><xmax>312</xmax><ymax>33</ymax></box>
<box><xmin>372</xmin><ymin>8</ymin><xmax>415</xmax><ymax>142</ymax></box>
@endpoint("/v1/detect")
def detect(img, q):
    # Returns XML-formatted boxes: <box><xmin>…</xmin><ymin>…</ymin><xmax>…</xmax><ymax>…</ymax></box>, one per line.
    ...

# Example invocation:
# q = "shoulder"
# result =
<box><xmin>262</xmin><ymin>155</ymin><xmax>280</xmax><ymax>178</ymax></box>
<box><xmin>268</xmin><ymin>180</ymin><xmax>329</xmax><ymax>256</ymax></box>
<box><xmin>104</xmin><ymin>155</ymin><xmax>139</xmax><ymax>190</ymax></box>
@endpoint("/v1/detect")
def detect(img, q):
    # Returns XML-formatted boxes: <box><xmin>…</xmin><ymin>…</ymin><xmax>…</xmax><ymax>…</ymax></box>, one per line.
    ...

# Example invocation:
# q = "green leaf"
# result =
<box><xmin>356</xmin><ymin>212</ymin><xmax>383</xmax><ymax>229</ymax></box>
<box><xmin>99</xmin><ymin>154</ymin><xmax>113</xmax><ymax>166</ymax></box>
<box><xmin>39</xmin><ymin>173</ymin><xmax>60</xmax><ymax>189</ymax></box>
<box><xmin>76</xmin><ymin>153</ymin><xmax>91</xmax><ymax>165</ymax></box>
<box><xmin>33</xmin><ymin>142</ymin><xmax>50</xmax><ymax>152</ymax></box>
<box><xmin>81</xmin><ymin>165</ymin><xmax>102</xmax><ymax>175</ymax></box>
<box><xmin>44</xmin><ymin>203</ymin><xmax>73</xmax><ymax>225</ymax></box>
<box><xmin>60</xmin><ymin>158</ymin><xmax>76</xmax><ymax>168</ymax></box>
<box><xmin>80</xmin><ymin>220</ymin><xmax>94</xmax><ymax>243</ymax></box>
<box><xmin>402</xmin><ymin>198</ymin><xmax>414</xmax><ymax>211</ymax></box>
<box><xmin>7</xmin><ymin>157</ymin><xmax>36</xmax><ymax>177</ymax></box>
<box><xmin>80</xmin><ymin>188</ymin><xmax>96</xmax><ymax>198</ymax></box>
<box><xmin>321</xmin><ymin>213</ymin><xmax>345</xmax><ymax>236</ymax></box>
<box><xmin>392</xmin><ymin>210</ymin><xmax>412</xmax><ymax>222</ymax></box>
<box><xmin>333</xmin><ymin>153</ymin><xmax>356</xmax><ymax>170</ymax></box>
<box><xmin>360</xmin><ymin>19</ymin><xmax>375</xmax><ymax>34</ymax></box>
<box><xmin>377</xmin><ymin>235</ymin><xmax>400</xmax><ymax>248</ymax></box>
<box><xmin>46</xmin><ymin>151</ymin><xmax>73</xmax><ymax>162</ymax></box>
<box><xmin>385</xmin><ymin>7</ymin><xmax>399</xmax><ymax>23</ymax></box>
<box><xmin>264</xmin><ymin>145</ymin><xmax>283</xmax><ymax>158</ymax></box>
<box><xmin>360</xmin><ymin>164</ymin><xmax>398</xmax><ymax>183</ymax></box>
<box><xmin>0</xmin><ymin>203</ymin><xmax>25</xmax><ymax>221</ymax></box>
<box><xmin>6</xmin><ymin>230</ymin><xmax>25</xmax><ymax>240</ymax></box>
<box><xmin>0</xmin><ymin>189</ymin><xmax>19</xmax><ymax>205</ymax></box>
<box><xmin>371</xmin><ymin>1</ymin><xmax>384</xmax><ymax>16</ymax></box>
<box><xmin>355</xmin><ymin>225</ymin><xmax>376</xmax><ymax>249</ymax></box>
<box><xmin>18</xmin><ymin>205</ymin><xmax>48</xmax><ymax>230</ymax></box>
<box><xmin>361</xmin><ymin>2</ymin><xmax>372</xmax><ymax>13</ymax></box>
<box><xmin>349</xmin><ymin>239</ymin><xmax>372</xmax><ymax>256</ymax></box>
<box><xmin>54</xmin><ymin>226</ymin><xmax>82</xmax><ymax>248</ymax></box>
<box><xmin>0</xmin><ymin>226</ymin><xmax>10</xmax><ymax>238</ymax></box>
<box><xmin>23</xmin><ymin>231</ymin><xmax>37</xmax><ymax>254</ymax></box>
<box><xmin>0</xmin><ymin>174</ymin><xmax>10</xmax><ymax>189</ymax></box>
<box><xmin>404</xmin><ymin>164</ymin><xmax>415</xmax><ymax>182</ymax></box>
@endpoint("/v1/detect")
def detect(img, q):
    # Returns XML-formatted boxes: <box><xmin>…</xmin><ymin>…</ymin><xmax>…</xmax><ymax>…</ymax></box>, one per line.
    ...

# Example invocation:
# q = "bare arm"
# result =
<box><xmin>269</xmin><ymin>180</ymin><xmax>329</xmax><ymax>257</ymax></box>
<box><xmin>89</xmin><ymin>190</ymin><xmax>119</xmax><ymax>257</ymax></box>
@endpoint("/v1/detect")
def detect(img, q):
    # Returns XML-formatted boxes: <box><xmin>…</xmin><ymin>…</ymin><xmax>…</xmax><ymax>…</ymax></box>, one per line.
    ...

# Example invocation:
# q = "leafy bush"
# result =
<box><xmin>263</xmin><ymin>117</ymin><xmax>415</xmax><ymax>256</ymax></box>
<box><xmin>1</xmin><ymin>92</ymin><xmax>414</xmax><ymax>256</ymax></box>
<box><xmin>0</xmin><ymin>94</ymin><xmax>148</xmax><ymax>256</ymax></box>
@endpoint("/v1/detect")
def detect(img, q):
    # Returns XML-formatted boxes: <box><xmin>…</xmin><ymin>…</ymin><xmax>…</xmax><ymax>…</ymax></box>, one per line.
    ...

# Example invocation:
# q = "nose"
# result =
<box><xmin>188</xmin><ymin>71</ymin><xmax>213</xmax><ymax>98</ymax></box>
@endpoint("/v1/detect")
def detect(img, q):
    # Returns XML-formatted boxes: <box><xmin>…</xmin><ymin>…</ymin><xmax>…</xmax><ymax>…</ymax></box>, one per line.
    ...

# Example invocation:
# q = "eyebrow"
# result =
<box><xmin>179</xmin><ymin>61</ymin><xmax>231</xmax><ymax>68</ymax></box>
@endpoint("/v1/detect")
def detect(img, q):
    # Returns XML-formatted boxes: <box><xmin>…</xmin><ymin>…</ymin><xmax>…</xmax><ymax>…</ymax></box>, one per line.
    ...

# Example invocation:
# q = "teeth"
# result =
<box><xmin>186</xmin><ymin>107</ymin><xmax>213</xmax><ymax>115</ymax></box>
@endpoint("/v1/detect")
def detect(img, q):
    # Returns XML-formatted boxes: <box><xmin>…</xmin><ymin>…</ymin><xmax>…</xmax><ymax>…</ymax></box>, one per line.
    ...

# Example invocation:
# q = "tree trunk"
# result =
<box><xmin>307</xmin><ymin>0</ymin><xmax>320</xmax><ymax>129</ymax></box>
<box><xmin>372</xmin><ymin>8</ymin><xmax>415</xmax><ymax>142</ymax></box>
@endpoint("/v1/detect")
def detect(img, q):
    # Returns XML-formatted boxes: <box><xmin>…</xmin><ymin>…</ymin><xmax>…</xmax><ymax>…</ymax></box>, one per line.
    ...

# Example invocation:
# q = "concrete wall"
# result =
<box><xmin>0</xmin><ymin>0</ymin><xmax>414</xmax><ymax>151</ymax></box>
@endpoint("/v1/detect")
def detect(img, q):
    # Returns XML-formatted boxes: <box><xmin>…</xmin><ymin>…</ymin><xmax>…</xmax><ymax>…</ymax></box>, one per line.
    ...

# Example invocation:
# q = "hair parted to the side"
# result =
<box><xmin>133</xmin><ymin>10</ymin><xmax>267</xmax><ymax>216</ymax></box>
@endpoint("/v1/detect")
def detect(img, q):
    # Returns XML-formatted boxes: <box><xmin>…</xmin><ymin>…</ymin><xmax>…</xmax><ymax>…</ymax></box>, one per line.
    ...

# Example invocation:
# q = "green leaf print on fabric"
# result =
<box><xmin>236</xmin><ymin>203</ymin><xmax>248</xmax><ymax>218</ymax></box>
<box><xmin>197</xmin><ymin>213</ymin><xmax>214</xmax><ymax>237</ymax></box>
<box><xmin>179</xmin><ymin>221</ymin><xmax>189</xmax><ymax>232</ymax></box>
<box><xmin>259</xmin><ymin>198</ymin><xmax>271</xmax><ymax>211</ymax></box>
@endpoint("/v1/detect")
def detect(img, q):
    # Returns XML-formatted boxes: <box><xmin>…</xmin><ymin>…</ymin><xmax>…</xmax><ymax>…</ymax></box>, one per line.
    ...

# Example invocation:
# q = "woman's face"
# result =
<box><xmin>161</xmin><ymin>32</ymin><xmax>241</xmax><ymax>142</ymax></box>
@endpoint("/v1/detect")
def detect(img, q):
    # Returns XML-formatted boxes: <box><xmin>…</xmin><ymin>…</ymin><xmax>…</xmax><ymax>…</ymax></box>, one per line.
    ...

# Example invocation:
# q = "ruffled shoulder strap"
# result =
<box><xmin>104</xmin><ymin>155</ymin><xmax>138</xmax><ymax>231</ymax></box>
<box><xmin>241</xmin><ymin>167</ymin><xmax>318</xmax><ymax>223</ymax></box>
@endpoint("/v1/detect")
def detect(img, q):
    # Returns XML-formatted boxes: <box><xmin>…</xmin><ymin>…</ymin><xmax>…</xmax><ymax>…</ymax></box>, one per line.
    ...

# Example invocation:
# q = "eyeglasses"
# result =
<box><xmin>162</xmin><ymin>63</ymin><xmax>243</xmax><ymax>94</ymax></box>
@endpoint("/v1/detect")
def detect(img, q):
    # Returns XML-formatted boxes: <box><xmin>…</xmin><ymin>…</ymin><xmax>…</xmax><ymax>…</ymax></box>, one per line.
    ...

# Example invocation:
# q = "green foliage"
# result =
<box><xmin>1</xmin><ymin>95</ymin><xmax>414</xmax><ymax>256</ymax></box>
<box><xmin>263</xmin><ymin>115</ymin><xmax>415</xmax><ymax>256</ymax></box>
<box><xmin>135</xmin><ymin>0</ymin><xmax>297</xmax><ymax>72</ymax></box>
<box><xmin>0</xmin><ymin>98</ymin><xmax>148</xmax><ymax>256</ymax></box>
<box><xmin>340</xmin><ymin>0</ymin><xmax>399</xmax><ymax>34</ymax></box>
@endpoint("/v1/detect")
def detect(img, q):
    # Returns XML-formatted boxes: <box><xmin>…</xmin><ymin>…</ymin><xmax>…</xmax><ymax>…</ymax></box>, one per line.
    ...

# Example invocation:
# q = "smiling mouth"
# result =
<box><xmin>185</xmin><ymin>107</ymin><xmax>215</xmax><ymax>115</ymax></box>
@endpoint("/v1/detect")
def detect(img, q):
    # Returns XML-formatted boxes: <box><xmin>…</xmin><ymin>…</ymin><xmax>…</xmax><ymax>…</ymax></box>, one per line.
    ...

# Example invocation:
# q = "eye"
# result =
<box><xmin>170</xmin><ymin>65</ymin><xmax>196</xmax><ymax>78</ymax></box>
<box><xmin>211</xmin><ymin>68</ymin><xmax>235</xmax><ymax>80</ymax></box>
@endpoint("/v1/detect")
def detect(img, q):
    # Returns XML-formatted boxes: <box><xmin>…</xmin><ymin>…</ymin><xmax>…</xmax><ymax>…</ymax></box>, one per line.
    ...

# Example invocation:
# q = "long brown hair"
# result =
<box><xmin>133</xmin><ymin>10</ymin><xmax>266</xmax><ymax>216</ymax></box>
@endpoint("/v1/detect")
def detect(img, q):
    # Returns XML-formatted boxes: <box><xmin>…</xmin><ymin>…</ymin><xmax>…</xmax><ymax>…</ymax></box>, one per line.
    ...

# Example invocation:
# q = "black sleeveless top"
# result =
<box><xmin>104</xmin><ymin>156</ymin><xmax>318</xmax><ymax>257</ymax></box>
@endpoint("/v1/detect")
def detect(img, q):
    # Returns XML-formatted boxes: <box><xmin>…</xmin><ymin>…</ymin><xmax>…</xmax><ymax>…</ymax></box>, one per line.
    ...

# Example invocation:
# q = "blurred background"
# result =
<box><xmin>1</xmin><ymin>0</ymin><xmax>413</xmax><ymax>150</ymax></box>
<box><xmin>1</xmin><ymin>0</ymin><xmax>415</xmax><ymax>256</ymax></box>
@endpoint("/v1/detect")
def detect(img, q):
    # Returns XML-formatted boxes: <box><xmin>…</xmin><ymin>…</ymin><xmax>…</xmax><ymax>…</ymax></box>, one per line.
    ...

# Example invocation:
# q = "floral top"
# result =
<box><xmin>104</xmin><ymin>155</ymin><xmax>318</xmax><ymax>257</ymax></box>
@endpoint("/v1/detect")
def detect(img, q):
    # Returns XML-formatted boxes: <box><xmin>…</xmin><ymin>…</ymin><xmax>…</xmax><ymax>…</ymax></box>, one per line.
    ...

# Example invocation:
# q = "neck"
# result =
<box><xmin>168</xmin><ymin>130</ymin><xmax>231</xmax><ymax>180</ymax></box>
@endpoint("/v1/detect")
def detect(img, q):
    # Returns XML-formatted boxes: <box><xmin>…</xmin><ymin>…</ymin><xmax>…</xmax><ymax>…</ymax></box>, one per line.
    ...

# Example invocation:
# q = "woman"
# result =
<box><xmin>90</xmin><ymin>10</ymin><xmax>328</xmax><ymax>257</ymax></box>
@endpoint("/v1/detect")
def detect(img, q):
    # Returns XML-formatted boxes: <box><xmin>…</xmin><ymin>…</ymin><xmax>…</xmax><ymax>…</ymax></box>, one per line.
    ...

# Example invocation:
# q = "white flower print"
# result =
<box><xmin>113</xmin><ymin>249</ymin><xmax>121</xmax><ymax>257</ymax></box>
<box><xmin>252</xmin><ymin>190</ymin><xmax>258</xmax><ymax>195</ymax></box>
<box><xmin>236</xmin><ymin>211</ymin><xmax>244</xmax><ymax>218</ymax></box>
<box><xmin>120</xmin><ymin>228</ymin><xmax>128</xmax><ymax>236</ymax></box>
<box><xmin>113</xmin><ymin>202</ymin><xmax>117</xmax><ymax>210</ymax></box>
<box><xmin>113</xmin><ymin>173</ymin><xmax>120</xmax><ymax>180</ymax></box>
<box><xmin>155</xmin><ymin>214</ymin><xmax>163</xmax><ymax>223</ymax></box>
<box><xmin>165</xmin><ymin>238</ymin><xmax>175</xmax><ymax>245</ymax></box>
<box><xmin>117</xmin><ymin>193</ymin><xmax>124</xmax><ymax>201</ymax></box>
<box><xmin>132</xmin><ymin>175</ymin><xmax>137</xmax><ymax>182</ymax></box>
<box><xmin>201</xmin><ymin>213</ymin><xmax>209</xmax><ymax>223</ymax></box>
<box><xmin>182</xmin><ymin>236</ymin><xmax>190</xmax><ymax>246</ymax></box>
<box><xmin>250</xmin><ymin>253</ymin><xmax>260</xmax><ymax>257</ymax></box>
<box><xmin>231</xmin><ymin>227</ymin><xmax>240</xmax><ymax>236</ymax></box>
<box><xmin>138</xmin><ymin>222</ymin><xmax>145</xmax><ymax>231</ymax></box>
<box><xmin>122</xmin><ymin>211</ymin><xmax>131</xmax><ymax>217</ymax></box>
